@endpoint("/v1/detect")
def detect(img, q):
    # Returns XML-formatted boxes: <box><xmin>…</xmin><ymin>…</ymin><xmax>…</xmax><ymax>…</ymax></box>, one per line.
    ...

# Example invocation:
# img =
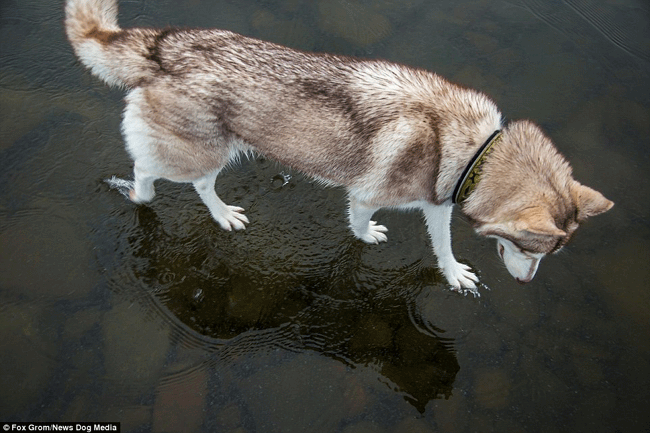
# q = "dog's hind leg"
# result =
<box><xmin>348</xmin><ymin>196</ymin><xmax>388</xmax><ymax>244</ymax></box>
<box><xmin>104</xmin><ymin>164</ymin><xmax>157</xmax><ymax>202</ymax></box>
<box><xmin>193</xmin><ymin>171</ymin><xmax>249</xmax><ymax>231</ymax></box>
<box><xmin>129</xmin><ymin>165</ymin><xmax>157</xmax><ymax>203</ymax></box>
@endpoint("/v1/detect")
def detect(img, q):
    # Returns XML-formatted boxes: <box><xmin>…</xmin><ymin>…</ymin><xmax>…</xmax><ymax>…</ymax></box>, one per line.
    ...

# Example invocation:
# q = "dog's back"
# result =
<box><xmin>65</xmin><ymin>0</ymin><xmax>500</xmax><ymax>198</ymax></box>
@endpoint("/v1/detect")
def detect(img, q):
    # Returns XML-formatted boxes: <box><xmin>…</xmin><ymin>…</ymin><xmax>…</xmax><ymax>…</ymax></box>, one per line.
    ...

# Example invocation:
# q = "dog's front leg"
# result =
<box><xmin>422</xmin><ymin>203</ymin><xmax>479</xmax><ymax>295</ymax></box>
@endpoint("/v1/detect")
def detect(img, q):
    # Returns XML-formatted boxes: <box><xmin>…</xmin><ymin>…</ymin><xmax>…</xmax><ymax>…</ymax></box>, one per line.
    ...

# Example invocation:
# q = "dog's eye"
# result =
<box><xmin>513</xmin><ymin>243</ymin><xmax>527</xmax><ymax>255</ymax></box>
<box><xmin>517</xmin><ymin>246</ymin><xmax>537</xmax><ymax>259</ymax></box>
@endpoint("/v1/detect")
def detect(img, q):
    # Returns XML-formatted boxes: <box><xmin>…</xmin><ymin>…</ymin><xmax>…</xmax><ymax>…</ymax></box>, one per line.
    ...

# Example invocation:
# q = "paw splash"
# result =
<box><xmin>105</xmin><ymin>176</ymin><xmax>135</xmax><ymax>199</ymax></box>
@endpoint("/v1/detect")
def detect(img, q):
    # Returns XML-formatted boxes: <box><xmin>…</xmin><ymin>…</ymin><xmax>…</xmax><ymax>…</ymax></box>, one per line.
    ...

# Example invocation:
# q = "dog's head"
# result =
<box><xmin>474</xmin><ymin>188</ymin><xmax>612</xmax><ymax>283</ymax></box>
<box><xmin>462</xmin><ymin>121</ymin><xmax>614</xmax><ymax>283</ymax></box>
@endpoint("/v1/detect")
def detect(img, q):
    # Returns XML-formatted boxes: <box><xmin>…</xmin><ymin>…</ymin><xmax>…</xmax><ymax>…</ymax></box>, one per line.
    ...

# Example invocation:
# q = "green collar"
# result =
<box><xmin>452</xmin><ymin>130</ymin><xmax>502</xmax><ymax>205</ymax></box>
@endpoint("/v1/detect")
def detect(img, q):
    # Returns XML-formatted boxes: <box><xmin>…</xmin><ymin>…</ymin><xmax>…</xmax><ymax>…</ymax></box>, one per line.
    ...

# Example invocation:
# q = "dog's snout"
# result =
<box><xmin>516</xmin><ymin>277</ymin><xmax>531</xmax><ymax>285</ymax></box>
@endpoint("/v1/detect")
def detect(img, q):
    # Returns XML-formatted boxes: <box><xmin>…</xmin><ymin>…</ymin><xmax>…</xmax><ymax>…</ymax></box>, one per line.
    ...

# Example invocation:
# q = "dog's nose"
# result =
<box><xmin>516</xmin><ymin>277</ymin><xmax>530</xmax><ymax>285</ymax></box>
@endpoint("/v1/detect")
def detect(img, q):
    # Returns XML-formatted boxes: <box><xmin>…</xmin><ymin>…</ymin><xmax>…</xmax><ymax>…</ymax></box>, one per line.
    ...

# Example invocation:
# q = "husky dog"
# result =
<box><xmin>65</xmin><ymin>0</ymin><xmax>613</xmax><ymax>295</ymax></box>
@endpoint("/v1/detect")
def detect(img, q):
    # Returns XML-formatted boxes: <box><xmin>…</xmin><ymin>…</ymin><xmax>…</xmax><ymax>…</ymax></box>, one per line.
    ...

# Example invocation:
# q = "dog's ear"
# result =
<box><xmin>513</xmin><ymin>207</ymin><xmax>566</xmax><ymax>237</ymax></box>
<box><xmin>572</xmin><ymin>183</ymin><xmax>614</xmax><ymax>220</ymax></box>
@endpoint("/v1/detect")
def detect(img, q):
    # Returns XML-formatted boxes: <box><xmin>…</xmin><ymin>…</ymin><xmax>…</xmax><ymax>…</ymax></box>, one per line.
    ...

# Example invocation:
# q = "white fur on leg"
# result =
<box><xmin>348</xmin><ymin>198</ymin><xmax>388</xmax><ymax>244</ymax></box>
<box><xmin>193</xmin><ymin>173</ymin><xmax>249</xmax><ymax>231</ymax></box>
<box><xmin>129</xmin><ymin>166</ymin><xmax>156</xmax><ymax>203</ymax></box>
<box><xmin>422</xmin><ymin>202</ymin><xmax>480</xmax><ymax>296</ymax></box>
<box><xmin>105</xmin><ymin>170</ymin><xmax>158</xmax><ymax>205</ymax></box>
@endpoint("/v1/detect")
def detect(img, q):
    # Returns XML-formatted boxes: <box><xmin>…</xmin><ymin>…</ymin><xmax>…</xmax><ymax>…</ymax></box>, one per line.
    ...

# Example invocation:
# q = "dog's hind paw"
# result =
<box><xmin>357</xmin><ymin>221</ymin><xmax>388</xmax><ymax>244</ymax></box>
<box><xmin>105</xmin><ymin>176</ymin><xmax>135</xmax><ymax>200</ymax></box>
<box><xmin>443</xmin><ymin>261</ymin><xmax>480</xmax><ymax>297</ymax></box>
<box><xmin>214</xmin><ymin>205</ymin><xmax>249</xmax><ymax>231</ymax></box>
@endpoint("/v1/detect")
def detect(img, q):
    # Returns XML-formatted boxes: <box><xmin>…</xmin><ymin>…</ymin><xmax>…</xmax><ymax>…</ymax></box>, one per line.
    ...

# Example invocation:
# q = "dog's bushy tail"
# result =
<box><xmin>65</xmin><ymin>0</ymin><xmax>157</xmax><ymax>87</ymax></box>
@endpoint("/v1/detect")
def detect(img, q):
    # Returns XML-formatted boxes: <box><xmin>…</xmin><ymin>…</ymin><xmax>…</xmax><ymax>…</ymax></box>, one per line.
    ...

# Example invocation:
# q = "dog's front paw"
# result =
<box><xmin>357</xmin><ymin>221</ymin><xmax>388</xmax><ymax>244</ymax></box>
<box><xmin>214</xmin><ymin>206</ymin><xmax>249</xmax><ymax>231</ymax></box>
<box><xmin>442</xmin><ymin>261</ymin><xmax>480</xmax><ymax>297</ymax></box>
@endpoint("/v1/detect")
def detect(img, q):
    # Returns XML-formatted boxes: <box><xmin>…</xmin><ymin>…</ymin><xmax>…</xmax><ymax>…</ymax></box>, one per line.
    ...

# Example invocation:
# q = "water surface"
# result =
<box><xmin>1</xmin><ymin>0</ymin><xmax>649</xmax><ymax>431</ymax></box>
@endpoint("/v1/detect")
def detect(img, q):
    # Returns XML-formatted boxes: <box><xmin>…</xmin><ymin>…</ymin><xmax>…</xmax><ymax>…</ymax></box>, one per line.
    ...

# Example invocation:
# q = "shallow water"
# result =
<box><xmin>1</xmin><ymin>0</ymin><xmax>649</xmax><ymax>431</ymax></box>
